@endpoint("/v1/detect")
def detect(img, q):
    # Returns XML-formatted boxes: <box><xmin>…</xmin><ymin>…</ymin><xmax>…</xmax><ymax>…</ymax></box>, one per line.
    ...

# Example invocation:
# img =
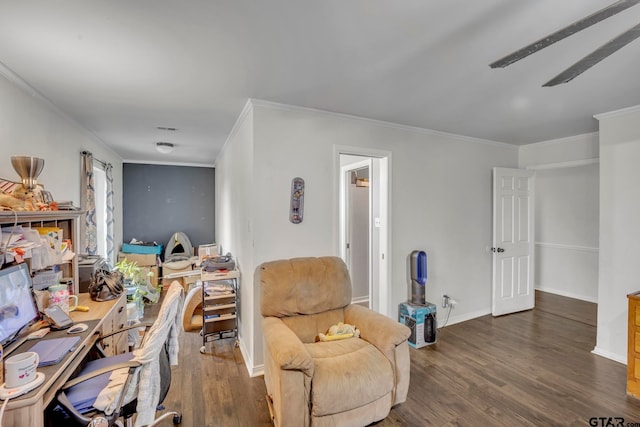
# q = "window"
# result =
<box><xmin>93</xmin><ymin>165</ymin><xmax>107</xmax><ymax>259</ymax></box>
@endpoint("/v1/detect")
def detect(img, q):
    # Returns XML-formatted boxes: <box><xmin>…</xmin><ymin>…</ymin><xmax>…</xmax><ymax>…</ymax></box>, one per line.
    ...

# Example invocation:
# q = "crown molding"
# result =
<box><xmin>0</xmin><ymin>59</ymin><xmax>39</xmax><ymax>98</ymax></box>
<box><xmin>594</xmin><ymin>104</ymin><xmax>640</xmax><ymax>120</ymax></box>
<box><xmin>249</xmin><ymin>99</ymin><xmax>518</xmax><ymax>151</ymax></box>
<box><xmin>123</xmin><ymin>159</ymin><xmax>215</xmax><ymax>168</ymax></box>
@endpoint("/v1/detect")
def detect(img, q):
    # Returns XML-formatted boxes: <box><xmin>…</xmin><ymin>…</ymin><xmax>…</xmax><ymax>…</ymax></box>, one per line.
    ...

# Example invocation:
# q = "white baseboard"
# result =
<box><xmin>250</xmin><ymin>364</ymin><xmax>265</xmax><ymax>377</ymax></box>
<box><xmin>351</xmin><ymin>296</ymin><xmax>369</xmax><ymax>305</ymax></box>
<box><xmin>535</xmin><ymin>286</ymin><xmax>598</xmax><ymax>303</ymax></box>
<box><xmin>438</xmin><ymin>308</ymin><xmax>492</xmax><ymax>328</ymax></box>
<box><xmin>238</xmin><ymin>337</ymin><xmax>264</xmax><ymax>377</ymax></box>
<box><xmin>591</xmin><ymin>346</ymin><xmax>626</xmax><ymax>365</ymax></box>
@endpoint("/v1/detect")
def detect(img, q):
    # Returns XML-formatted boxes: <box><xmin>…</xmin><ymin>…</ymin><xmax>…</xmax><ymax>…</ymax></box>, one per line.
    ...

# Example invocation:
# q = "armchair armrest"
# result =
<box><xmin>262</xmin><ymin>317</ymin><xmax>314</xmax><ymax>377</ymax></box>
<box><xmin>344</xmin><ymin>304</ymin><xmax>410</xmax><ymax>354</ymax></box>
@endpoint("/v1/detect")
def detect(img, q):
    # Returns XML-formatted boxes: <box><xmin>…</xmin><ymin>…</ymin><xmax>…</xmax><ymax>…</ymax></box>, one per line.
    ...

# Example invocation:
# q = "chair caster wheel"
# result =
<box><xmin>200</xmin><ymin>346</ymin><xmax>206</xmax><ymax>354</ymax></box>
<box><xmin>173</xmin><ymin>413</ymin><xmax>183</xmax><ymax>424</ymax></box>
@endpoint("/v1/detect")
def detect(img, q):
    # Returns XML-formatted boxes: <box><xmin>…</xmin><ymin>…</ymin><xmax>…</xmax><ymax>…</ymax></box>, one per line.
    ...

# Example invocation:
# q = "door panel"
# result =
<box><xmin>492</xmin><ymin>167</ymin><xmax>535</xmax><ymax>316</ymax></box>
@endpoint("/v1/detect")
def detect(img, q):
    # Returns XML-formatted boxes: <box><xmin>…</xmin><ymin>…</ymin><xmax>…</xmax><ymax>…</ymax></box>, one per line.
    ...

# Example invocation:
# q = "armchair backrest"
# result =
<box><xmin>258</xmin><ymin>256</ymin><xmax>352</xmax><ymax>318</ymax></box>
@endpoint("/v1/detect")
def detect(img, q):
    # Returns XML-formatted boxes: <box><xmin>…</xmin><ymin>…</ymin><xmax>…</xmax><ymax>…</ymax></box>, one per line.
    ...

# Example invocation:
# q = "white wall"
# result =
<box><xmin>534</xmin><ymin>165</ymin><xmax>599</xmax><ymax>302</ymax></box>
<box><xmin>519</xmin><ymin>134</ymin><xmax>599</xmax><ymax>302</ymax></box>
<box><xmin>214</xmin><ymin>101</ymin><xmax>257</xmax><ymax>374</ymax></box>
<box><xmin>595</xmin><ymin>106</ymin><xmax>640</xmax><ymax>363</ymax></box>
<box><xmin>0</xmin><ymin>72</ymin><xmax>124</xmax><ymax>251</ymax></box>
<box><xmin>519</xmin><ymin>133</ymin><xmax>599</xmax><ymax>168</ymax></box>
<box><xmin>216</xmin><ymin>100</ymin><xmax>518</xmax><ymax>374</ymax></box>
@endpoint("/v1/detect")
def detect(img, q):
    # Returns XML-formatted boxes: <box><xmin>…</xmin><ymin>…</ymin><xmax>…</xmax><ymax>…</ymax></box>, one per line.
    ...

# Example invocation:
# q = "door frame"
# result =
<box><xmin>335</xmin><ymin>145</ymin><xmax>392</xmax><ymax>316</ymax></box>
<box><xmin>341</xmin><ymin>159</ymin><xmax>372</xmax><ymax>307</ymax></box>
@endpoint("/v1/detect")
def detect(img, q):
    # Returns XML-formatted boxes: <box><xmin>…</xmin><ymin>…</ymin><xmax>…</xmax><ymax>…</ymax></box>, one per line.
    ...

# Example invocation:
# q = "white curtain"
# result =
<box><xmin>81</xmin><ymin>151</ymin><xmax>97</xmax><ymax>255</ymax></box>
<box><xmin>105</xmin><ymin>163</ymin><xmax>115</xmax><ymax>265</ymax></box>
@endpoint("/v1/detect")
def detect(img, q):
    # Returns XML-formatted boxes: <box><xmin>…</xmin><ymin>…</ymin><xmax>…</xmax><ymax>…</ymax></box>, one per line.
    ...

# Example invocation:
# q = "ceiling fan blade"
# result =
<box><xmin>543</xmin><ymin>22</ymin><xmax>640</xmax><ymax>86</ymax></box>
<box><xmin>490</xmin><ymin>0</ymin><xmax>640</xmax><ymax>68</ymax></box>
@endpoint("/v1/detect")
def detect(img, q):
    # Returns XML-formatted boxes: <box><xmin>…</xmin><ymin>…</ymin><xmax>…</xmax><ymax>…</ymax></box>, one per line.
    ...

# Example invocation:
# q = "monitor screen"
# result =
<box><xmin>0</xmin><ymin>263</ymin><xmax>39</xmax><ymax>347</ymax></box>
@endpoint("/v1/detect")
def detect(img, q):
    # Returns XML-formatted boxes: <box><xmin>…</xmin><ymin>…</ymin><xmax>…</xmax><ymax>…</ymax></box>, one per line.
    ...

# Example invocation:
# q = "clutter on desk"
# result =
<box><xmin>88</xmin><ymin>268</ymin><xmax>124</xmax><ymax>302</ymax></box>
<box><xmin>30</xmin><ymin>336</ymin><xmax>81</xmax><ymax>367</ymax></box>
<box><xmin>26</xmin><ymin>327</ymin><xmax>50</xmax><ymax>340</ymax></box>
<box><xmin>48</xmin><ymin>283</ymin><xmax>78</xmax><ymax>314</ymax></box>
<box><xmin>0</xmin><ymin>351</ymin><xmax>46</xmax><ymax>399</ymax></box>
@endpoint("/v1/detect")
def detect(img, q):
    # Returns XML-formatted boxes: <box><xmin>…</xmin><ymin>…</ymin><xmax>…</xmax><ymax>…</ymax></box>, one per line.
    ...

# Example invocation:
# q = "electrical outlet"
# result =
<box><xmin>442</xmin><ymin>294</ymin><xmax>449</xmax><ymax>308</ymax></box>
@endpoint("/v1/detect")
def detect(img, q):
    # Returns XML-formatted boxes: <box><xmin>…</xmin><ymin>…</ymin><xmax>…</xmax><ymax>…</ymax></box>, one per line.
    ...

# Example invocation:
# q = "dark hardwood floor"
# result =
<box><xmin>152</xmin><ymin>291</ymin><xmax>640</xmax><ymax>426</ymax></box>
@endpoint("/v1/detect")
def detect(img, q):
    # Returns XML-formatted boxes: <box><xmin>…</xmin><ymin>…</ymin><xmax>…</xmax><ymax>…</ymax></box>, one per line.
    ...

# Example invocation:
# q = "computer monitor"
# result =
<box><xmin>0</xmin><ymin>263</ymin><xmax>40</xmax><ymax>348</ymax></box>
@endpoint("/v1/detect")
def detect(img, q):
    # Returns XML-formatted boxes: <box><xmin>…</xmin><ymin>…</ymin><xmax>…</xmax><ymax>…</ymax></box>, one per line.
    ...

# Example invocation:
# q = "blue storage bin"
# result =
<box><xmin>122</xmin><ymin>243</ymin><xmax>163</xmax><ymax>255</ymax></box>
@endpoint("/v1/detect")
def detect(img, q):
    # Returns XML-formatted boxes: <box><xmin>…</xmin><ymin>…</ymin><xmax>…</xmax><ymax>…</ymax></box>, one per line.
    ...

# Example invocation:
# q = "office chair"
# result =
<box><xmin>51</xmin><ymin>282</ymin><xmax>184</xmax><ymax>427</ymax></box>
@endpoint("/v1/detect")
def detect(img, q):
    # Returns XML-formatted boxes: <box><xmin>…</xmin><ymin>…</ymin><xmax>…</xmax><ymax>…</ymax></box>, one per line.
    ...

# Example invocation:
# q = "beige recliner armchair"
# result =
<box><xmin>258</xmin><ymin>256</ymin><xmax>411</xmax><ymax>427</ymax></box>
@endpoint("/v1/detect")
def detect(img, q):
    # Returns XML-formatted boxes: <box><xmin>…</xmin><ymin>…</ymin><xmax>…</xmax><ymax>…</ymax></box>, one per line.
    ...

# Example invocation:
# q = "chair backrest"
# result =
<box><xmin>136</xmin><ymin>281</ymin><xmax>184</xmax><ymax>363</ymax></box>
<box><xmin>129</xmin><ymin>281</ymin><xmax>184</xmax><ymax>426</ymax></box>
<box><xmin>69</xmin><ymin>282</ymin><xmax>184</xmax><ymax>426</ymax></box>
<box><xmin>258</xmin><ymin>256</ymin><xmax>352</xmax><ymax>318</ymax></box>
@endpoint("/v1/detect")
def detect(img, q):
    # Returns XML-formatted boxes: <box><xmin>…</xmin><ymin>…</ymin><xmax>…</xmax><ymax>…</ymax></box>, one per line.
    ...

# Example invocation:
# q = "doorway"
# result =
<box><xmin>342</xmin><ymin>159</ymin><xmax>371</xmax><ymax>307</ymax></box>
<box><xmin>337</xmin><ymin>147</ymin><xmax>391</xmax><ymax>316</ymax></box>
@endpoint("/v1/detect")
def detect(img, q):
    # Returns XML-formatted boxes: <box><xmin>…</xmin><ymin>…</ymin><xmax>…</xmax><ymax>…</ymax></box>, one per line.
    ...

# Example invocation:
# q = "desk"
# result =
<box><xmin>2</xmin><ymin>294</ymin><xmax>126</xmax><ymax>427</ymax></box>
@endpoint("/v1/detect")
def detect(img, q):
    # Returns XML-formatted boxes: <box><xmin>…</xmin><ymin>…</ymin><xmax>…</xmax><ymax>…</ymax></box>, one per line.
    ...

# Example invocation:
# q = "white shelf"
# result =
<box><xmin>204</xmin><ymin>293</ymin><xmax>235</xmax><ymax>302</ymax></box>
<box><xmin>203</xmin><ymin>303</ymin><xmax>235</xmax><ymax>311</ymax></box>
<box><xmin>201</xmin><ymin>269</ymin><xmax>239</xmax><ymax>281</ymax></box>
<box><xmin>204</xmin><ymin>313</ymin><xmax>236</xmax><ymax>323</ymax></box>
<box><xmin>201</xmin><ymin>265</ymin><xmax>238</xmax><ymax>349</ymax></box>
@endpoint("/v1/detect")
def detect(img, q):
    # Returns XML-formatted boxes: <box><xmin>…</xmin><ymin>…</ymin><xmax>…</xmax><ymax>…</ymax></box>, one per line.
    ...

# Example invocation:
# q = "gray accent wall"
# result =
<box><xmin>123</xmin><ymin>163</ymin><xmax>215</xmax><ymax>255</ymax></box>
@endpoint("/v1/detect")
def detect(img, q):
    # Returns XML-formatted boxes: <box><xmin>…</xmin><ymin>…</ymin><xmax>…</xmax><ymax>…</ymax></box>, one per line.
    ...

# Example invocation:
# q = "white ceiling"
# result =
<box><xmin>1</xmin><ymin>0</ymin><xmax>640</xmax><ymax>166</ymax></box>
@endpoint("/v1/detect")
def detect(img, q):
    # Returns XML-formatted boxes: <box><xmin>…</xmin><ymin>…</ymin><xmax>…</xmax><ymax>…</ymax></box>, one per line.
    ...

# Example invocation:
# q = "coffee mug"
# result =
<box><xmin>4</xmin><ymin>352</ymin><xmax>39</xmax><ymax>388</ymax></box>
<box><xmin>48</xmin><ymin>284</ymin><xmax>78</xmax><ymax>314</ymax></box>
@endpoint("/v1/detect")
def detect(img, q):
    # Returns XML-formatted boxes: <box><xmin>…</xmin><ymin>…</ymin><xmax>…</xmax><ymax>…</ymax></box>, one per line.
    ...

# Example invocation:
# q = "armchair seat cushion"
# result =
<box><xmin>305</xmin><ymin>338</ymin><xmax>393</xmax><ymax>416</ymax></box>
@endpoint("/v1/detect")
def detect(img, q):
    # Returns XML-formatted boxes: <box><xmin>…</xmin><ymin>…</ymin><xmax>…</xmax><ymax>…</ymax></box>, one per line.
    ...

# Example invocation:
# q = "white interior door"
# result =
<box><xmin>492</xmin><ymin>167</ymin><xmax>535</xmax><ymax>316</ymax></box>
